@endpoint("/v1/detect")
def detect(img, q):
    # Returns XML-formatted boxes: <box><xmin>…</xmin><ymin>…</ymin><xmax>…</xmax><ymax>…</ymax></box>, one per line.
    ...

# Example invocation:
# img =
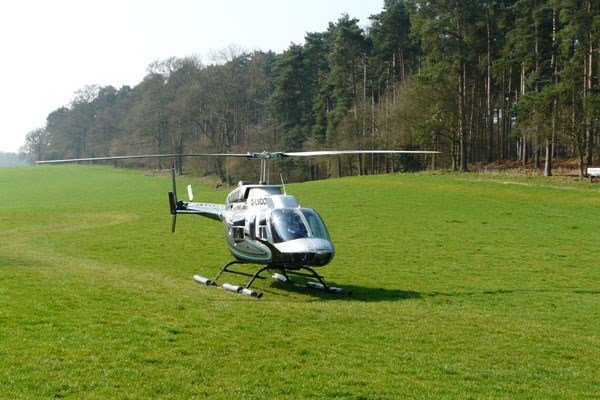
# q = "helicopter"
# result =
<box><xmin>38</xmin><ymin>150</ymin><xmax>438</xmax><ymax>298</ymax></box>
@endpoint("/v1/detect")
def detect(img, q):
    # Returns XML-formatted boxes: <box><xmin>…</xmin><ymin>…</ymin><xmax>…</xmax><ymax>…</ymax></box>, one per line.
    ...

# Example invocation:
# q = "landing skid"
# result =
<box><xmin>193</xmin><ymin>260</ymin><xmax>348</xmax><ymax>298</ymax></box>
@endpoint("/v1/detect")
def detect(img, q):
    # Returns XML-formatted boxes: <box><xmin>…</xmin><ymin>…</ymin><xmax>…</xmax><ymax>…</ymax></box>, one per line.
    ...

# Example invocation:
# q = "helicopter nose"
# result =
<box><xmin>309</xmin><ymin>249</ymin><xmax>334</xmax><ymax>266</ymax></box>
<box><xmin>274</xmin><ymin>238</ymin><xmax>335</xmax><ymax>266</ymax></box>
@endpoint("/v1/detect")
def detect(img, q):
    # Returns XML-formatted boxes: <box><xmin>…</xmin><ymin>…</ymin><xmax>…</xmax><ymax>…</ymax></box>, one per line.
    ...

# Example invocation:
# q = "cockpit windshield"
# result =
<box><xmin>270</xmin><ymin>208</ymin><xmax>330</xmax><ymax>243</ymax></box>
<box><xmin>299</xmin><ymin>209</ymin><xmax>330</xmax><ymax>240</ymax></box>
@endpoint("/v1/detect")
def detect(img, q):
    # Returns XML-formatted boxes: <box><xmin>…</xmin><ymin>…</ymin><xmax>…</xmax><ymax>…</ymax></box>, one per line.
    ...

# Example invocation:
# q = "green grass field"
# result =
<box><xmin>1</xmin><ymin>165</ymin><xmax>598</xmax><ymax>399</ymax></box>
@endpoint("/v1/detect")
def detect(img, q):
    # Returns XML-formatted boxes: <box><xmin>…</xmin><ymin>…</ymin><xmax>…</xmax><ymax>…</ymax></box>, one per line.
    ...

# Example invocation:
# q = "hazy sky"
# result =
<box><xmin>0</xmin><ymin>0</ymin><xmax>383</xmax><ymax>153</ymax></box>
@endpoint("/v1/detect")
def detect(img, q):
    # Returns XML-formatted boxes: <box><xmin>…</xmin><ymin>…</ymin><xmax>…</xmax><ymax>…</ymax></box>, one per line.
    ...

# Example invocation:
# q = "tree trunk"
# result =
<box><xmin>533</xmin><ymin>9</ymin><xmax>540</xmax><ymax>170</ymax></box>
<box><xmin>357</xmin><ymin>154</ymin><xmax>363</xmax><ymax>176</ymax></box>
<box><xmin>572</xmin><ymin>88</ymin><xmax>585</xmax><ymax>179</ymax></box>
<box><xmin>457</xmin><ymin>0</ymin><xmax>468</xmax><ymax>172</ymax></box>
<box><xmin>546</xmin><ymin>5</ymin><xmax>558</xmax><ymax>177</ymax></box>
<box><xmin>544</xmin><ymin>137</ymin><xmax>553</xmax><ymax>176</ymax></box>
<box><xmin>584</xmin><ymin>0</ymin><xmax>594</xmax><ymax>168</ymax></box>
<box><xmin>520</xmin><ymin>62</ymin><xmax>527</xmax><ymax>166</ymax></box>
<box><xmin>431</xmin><ymin>135</ymin><xmax>438</xmax><ymax>170</ymax></box>
<box><xmin>486</xmin><ymin>8</ymin><xmax>494</xmax><ymax>162</ymax></box>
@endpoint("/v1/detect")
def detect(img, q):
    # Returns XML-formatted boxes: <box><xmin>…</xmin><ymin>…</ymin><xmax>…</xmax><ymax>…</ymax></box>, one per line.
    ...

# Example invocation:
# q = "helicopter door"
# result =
<box><xmin>230</xmin><ymin>213</ymin><xmax>245</xmax><ymax>242</ymax></box>
<box><xmin>257</xmin><ymin>216</ymin><xmax>268</xmax><ymax>240</ymax></box>
<box><xmin>245</xmin><ymin>215</ymin><xmax>256</xmax><ymax>240</ymax></box>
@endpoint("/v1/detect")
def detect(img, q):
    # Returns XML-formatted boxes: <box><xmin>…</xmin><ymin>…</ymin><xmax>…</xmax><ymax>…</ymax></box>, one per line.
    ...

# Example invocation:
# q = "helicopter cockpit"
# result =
<box><xmin>270</xmin><ymin>208</ymin><xmax>330</xmax><ymax>243</ymax></box>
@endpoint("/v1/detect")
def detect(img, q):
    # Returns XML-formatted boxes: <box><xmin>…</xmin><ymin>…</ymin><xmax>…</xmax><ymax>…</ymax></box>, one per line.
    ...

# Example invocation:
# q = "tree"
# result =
<box><xmin>558</xmin><ymin>0</ymin><xmax>598</xmax><ymax>175</ymax></box>
<box><xmin>270</xmin><ymin>45</ymin><xmax>311</xmax><ymax>149</ymax></box>
<box><xmin>370</xmin><ymin>0</ymin><xmax>415</xmax><ymax>91</ymax></box>
<box><xmin>408</xmin><ymin>0</ymin><xmax>485</xmax><ymax>171</ymax></box>
<box><xmin>22</xmin><ymin>128</ymin><xmax>50</xmax><ymax>161</ymax></box>
<box><xmin>325</xmin><ymin>15</ymin><xmax>369</xmax><ymax>145</ymax></box>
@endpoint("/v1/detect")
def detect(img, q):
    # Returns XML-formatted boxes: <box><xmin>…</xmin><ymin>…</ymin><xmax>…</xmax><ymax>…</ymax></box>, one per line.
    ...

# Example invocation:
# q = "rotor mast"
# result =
<box><xmin>260</xmin><ymin>158</ymin><xmax>269</xmax><ymax>184</ymax></box>
<box><xmin>250</xmin><ymin>151</ymin><xmax>283</xmax><ymax>185</ymax></box>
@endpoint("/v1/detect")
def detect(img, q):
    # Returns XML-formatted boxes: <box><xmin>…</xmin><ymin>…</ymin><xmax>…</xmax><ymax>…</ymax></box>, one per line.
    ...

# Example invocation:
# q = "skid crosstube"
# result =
<box><xmin>193</xmin><ymin>260</ymin><xmax>347</xmax><ymax>298</ymax></box>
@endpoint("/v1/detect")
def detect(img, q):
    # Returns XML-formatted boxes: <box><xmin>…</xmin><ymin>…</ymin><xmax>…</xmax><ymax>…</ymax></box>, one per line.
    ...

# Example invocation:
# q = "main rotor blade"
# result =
<box><xmin>281</xmin><ymin>150</ymin><xmax>439</xmax><ymax>157</ymax></box>
<box><xmin>35</xmin><ymin>153</ymin><xmax>252</xmax><ymax>164</ymax></box>
<box><xmin>36</xmin><ymin>150</ymin><xmax>439</xmax><ymax>164</ymax></box>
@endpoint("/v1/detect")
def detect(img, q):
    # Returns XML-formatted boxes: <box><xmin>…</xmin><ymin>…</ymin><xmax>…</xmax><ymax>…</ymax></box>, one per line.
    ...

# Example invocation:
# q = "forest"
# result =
<box><xmin>23</xmin><ymin>0</ymin><xmax>598</xmax><ymax>182</ymax></box>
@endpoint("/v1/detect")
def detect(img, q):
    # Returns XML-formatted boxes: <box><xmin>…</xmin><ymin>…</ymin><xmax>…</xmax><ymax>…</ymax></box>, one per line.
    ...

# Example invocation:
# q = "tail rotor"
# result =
<box><xmin>168</xmin><ymin>165</ymin><xmax>178</xmax><ymax>233</ymax></box>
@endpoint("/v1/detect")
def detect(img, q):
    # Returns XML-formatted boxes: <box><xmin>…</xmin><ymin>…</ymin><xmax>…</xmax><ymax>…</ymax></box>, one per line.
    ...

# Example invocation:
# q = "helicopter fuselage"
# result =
<box><xmin>174</xmin><ymin>183</ymin><xmax>335</xmax><ymax>269</ymax></box>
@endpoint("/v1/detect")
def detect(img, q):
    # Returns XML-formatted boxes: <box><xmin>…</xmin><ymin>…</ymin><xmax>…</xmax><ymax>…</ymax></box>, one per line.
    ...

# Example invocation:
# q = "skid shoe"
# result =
<box><xmin>271</xmin><ymin>270</ymin><xmax>347</xmax><ymax>294</ymax></box>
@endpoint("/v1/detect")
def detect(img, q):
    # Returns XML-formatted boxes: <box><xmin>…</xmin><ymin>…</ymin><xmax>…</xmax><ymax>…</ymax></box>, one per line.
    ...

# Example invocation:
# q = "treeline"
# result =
<box><xmin>24</xmin><ymin>0</ymin><xmax>598</xmax><ymax>181</ymax></box>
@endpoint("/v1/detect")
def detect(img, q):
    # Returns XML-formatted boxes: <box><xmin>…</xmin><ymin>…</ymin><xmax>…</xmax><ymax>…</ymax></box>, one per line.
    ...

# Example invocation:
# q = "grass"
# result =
<box><xmin>0</xmin><ymin>165</ymin><xmax>598</xmax><ymax>399</ymax></box>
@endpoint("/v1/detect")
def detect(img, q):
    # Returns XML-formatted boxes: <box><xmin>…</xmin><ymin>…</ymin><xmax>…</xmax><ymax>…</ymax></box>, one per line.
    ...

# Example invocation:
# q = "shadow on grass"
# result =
<box><xmin>0</xmin><ymin>257</ymin><xmax>38</xmax><ymax>268</ymax></box>
<box><xmin>265</xmin><ymin>285</ymin><xmax>599</xmax><ymax>302</ymax></box>
<box><xmin>269</xmin><ymin>281</ymin><xmax>422</xmax><ymax>302</ymax></box>
<box><xmin>425</xmin><ymin>288</ymin><xmax>600</xmax><ymax>297</ymax></box>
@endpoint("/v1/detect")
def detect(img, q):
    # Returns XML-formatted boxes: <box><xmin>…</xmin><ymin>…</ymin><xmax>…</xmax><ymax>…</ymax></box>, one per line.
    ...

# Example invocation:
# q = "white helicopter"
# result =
<box><xmin>38</xmin><ymin>150</ymin><xmax>437</xmax><ymax>298</ymax></box>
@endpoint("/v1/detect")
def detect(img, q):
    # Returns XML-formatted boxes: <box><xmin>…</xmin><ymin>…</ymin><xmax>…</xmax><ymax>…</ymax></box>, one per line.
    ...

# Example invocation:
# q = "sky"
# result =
<box><xmin>0</xmin><ymin>0</ymin><xmax>383</xmax><ymax>153</ymax></box>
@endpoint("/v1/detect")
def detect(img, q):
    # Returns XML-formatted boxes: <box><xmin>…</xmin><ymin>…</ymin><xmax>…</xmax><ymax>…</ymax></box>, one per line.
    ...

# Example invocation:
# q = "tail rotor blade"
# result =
<box><xmin>168</xmin><ymin>192</ymin><xmax>178</xmax><ymax>233</ymax></box>
<box><xmin>169</xmin><ymin>165</ymin><xmax>178</xmax><ymax>233</ymax></box>
<box><xmin>168</xmin><ymin>192</ymin><xmax>177</xmax><ymax>215</ymax></box>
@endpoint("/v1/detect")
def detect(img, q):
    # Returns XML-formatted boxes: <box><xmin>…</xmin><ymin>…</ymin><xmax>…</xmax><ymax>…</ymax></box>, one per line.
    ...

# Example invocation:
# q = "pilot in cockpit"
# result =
<box><xmin>271</xmin><ymin>209</ymin><xmax>309</xmax><ymax>241</ymax></box>
<box><xmin>287</xmin><ymin>213</ymin><xmax>308</xmax><ymax>239</ymax></box>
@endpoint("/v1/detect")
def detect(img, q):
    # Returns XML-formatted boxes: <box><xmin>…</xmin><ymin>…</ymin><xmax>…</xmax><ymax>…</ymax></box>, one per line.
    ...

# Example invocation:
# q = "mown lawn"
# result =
<box><xmin>1</xmin><ymin>165</ymin><xmax>598</xmax><ymax>399</ymax></box>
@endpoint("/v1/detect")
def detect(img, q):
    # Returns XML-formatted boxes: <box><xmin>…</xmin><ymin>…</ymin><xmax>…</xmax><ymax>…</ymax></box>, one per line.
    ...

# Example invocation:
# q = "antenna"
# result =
<box><xmin>280</xmin><ymin>173</ymin><xmax>287</xmax><ymax>195</ymax></box>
